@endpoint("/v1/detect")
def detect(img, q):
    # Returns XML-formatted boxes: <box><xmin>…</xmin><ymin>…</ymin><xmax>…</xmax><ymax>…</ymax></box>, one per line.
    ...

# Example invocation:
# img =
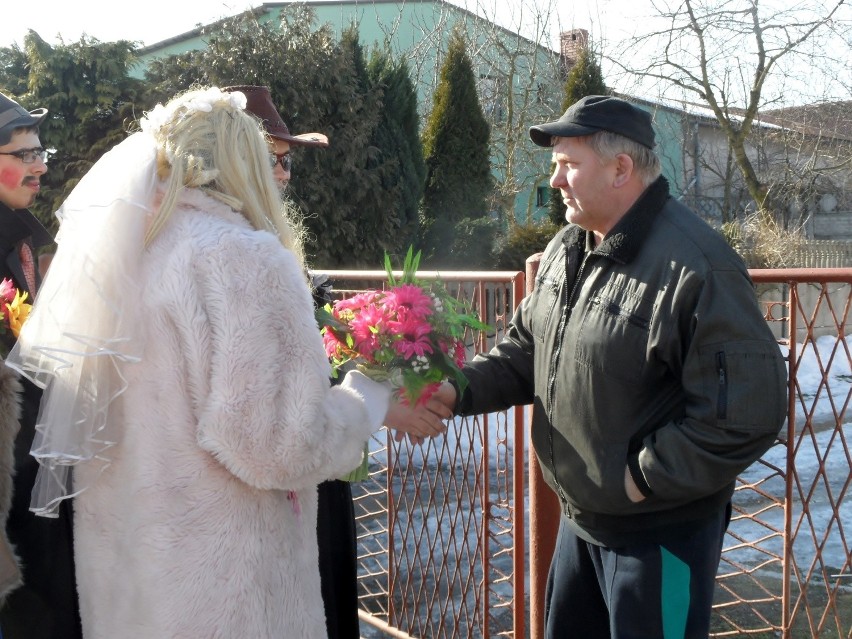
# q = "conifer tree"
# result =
<box><xmin>144</xmin><ymin>11</ymin><xmax>394</xmax><ymax>267</ymax></box>
<box><xmin>420</xmin><ymin>28</ymin><xmax>493</xmax><ymax>266</ymax></box>
<box><xmin>367</xmin><ymin>49</ymin><xmax>426</xmax><ymax>254</ymax></box>
<box><xmin>548</xmin><ymin>47</ymin><xmax>608</xmax><ymax>225</ymax></box>
<box><xmin>0</xmin><ymin>31</ymin><xmax>144</xmax><ymax>232</ymax></box>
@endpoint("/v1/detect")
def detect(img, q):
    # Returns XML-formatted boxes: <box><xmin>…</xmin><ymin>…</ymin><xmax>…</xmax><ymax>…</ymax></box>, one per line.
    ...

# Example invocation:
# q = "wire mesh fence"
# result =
<box><xmin>317</xmin><ymin>266</ymin><xmax>851</xmax><ymax>639</ymax></box>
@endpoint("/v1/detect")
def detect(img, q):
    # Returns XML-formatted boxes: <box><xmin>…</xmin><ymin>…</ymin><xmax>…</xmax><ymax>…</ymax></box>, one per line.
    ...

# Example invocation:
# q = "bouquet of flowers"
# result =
<box><xmin>317</xmin><ymin>248</ymin><xmax>488</xmax><ymax>479</ymax></box>
<box><xmin>0</xmin><ymin>278</ymin><xmax>31</xmax><ymax>355</ymax></box>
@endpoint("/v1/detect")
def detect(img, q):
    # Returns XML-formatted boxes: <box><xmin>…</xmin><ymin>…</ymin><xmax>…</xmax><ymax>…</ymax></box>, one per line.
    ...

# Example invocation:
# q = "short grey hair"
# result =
<box><xmin>556</xmin><ymin>131</ymin><xmax>662</xmax><ymax>187</ymax></box>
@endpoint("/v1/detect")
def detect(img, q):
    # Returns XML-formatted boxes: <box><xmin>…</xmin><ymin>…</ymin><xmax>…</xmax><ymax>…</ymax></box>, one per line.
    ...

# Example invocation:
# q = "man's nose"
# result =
<box><xmin>31</xmin><ymin>156</ymin><xmax>48</xmax><ymax>175</ymax></box>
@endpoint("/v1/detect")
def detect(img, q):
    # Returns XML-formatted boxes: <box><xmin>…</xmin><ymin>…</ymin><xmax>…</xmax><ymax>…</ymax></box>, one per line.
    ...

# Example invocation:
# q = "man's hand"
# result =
<box><xmin>427</xmin><ymin>382</ymin><xmax>458</xmax><ymax>416</ymax></box>
<box><xmin>384</xmin><ymin>382</ymin><xmax>457</xmax><ymax>445</ymax></box>
<box><xmin>384</xmin><ymin>398</ymin><xmax>447</xmax><ymax>444</ymax></box>
<box><xmin>624</xmin><ymin>466</ymin><xmax>646</xmax><ymax>503</ymax></box>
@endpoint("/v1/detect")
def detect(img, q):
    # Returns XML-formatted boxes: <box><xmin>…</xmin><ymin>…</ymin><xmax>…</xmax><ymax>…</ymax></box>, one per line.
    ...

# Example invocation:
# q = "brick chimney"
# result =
<box><xmin>560</xmin><ymin>29</ymin><xmax>589</xmax><ymax>74</ymax></box>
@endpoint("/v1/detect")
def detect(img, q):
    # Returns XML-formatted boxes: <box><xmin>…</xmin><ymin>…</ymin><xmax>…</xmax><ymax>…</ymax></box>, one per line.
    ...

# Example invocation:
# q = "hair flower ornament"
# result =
<box><xmin>140</xmin><ymin>87</ymin><xmax>247</xmax><ymax>136</ymax></box>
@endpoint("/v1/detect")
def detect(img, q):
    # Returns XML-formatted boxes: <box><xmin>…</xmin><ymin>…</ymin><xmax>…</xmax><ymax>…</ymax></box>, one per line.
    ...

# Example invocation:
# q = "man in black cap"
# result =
<box><xmin>0</xmin><ymin>91</ymin><xmax>82</xmax><ymax>638</ymax></box>
<box><xmin>425</xmin><ymin>95</ymin><xmax>787</xmax><ymax>637</ymax></box>
<box><xmin>224</xmin><ymin>85</ymin><xmax>362</xmax><ymax>639</ymax></box>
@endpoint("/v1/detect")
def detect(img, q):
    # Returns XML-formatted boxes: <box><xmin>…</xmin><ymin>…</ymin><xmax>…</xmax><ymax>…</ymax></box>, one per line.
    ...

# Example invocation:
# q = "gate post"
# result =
<box><xmin>525</xmin><ymin>253</ymin><xmax>561</xmax><ymax>639</ymax></box>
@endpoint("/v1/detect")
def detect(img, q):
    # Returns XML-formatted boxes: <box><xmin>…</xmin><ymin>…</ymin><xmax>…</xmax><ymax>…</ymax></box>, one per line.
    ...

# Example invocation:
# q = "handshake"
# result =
<box><xmin>339</xmin><ymin>370</ymin><xmax>458</xmax><ymax>446</ymax></box>
<box><xmin>384</xmin><ymin>381</ymin><xmax>459</xmax><ymax>445</ymax></box>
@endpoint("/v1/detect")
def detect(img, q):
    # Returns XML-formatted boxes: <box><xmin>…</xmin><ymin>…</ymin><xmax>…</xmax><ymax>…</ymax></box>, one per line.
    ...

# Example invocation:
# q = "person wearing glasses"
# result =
<box><xmin>224</xmin><ymin>85</ymin><xmax>328</xmax><ymax>191</ymax></box>
<box><xmin>223</xmin><ymin>85</ymin><xmax>363</xmax><ymax>639</ymax></box>
<box><xmin>0</xmin><ymin>91</ymin><xmax>82</xmax><ymax>638</ymax></box>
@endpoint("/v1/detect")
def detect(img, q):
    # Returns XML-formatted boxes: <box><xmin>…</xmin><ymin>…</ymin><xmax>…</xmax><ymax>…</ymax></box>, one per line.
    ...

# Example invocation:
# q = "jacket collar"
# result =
<box><xmin>0</xmin><ymin>201</ymin><xmax>53</xmax><ymax>250</ymax></box>
<box><xmin>561</xmin><ymin>176</ymin><xmax>671</xmax><ymax>264</ymax></box>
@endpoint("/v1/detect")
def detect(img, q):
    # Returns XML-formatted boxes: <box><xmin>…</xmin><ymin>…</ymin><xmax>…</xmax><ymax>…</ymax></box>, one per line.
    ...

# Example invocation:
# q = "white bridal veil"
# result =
<box><xmin>6</xmin><ymin>131</ymin><xmax>158</xmax><ymax>517</ymax></box>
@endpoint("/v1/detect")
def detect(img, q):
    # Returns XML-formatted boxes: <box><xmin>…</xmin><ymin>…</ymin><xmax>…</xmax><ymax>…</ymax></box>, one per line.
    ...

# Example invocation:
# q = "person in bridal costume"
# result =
<box><xmin>5</xmin><ymin>86</ymin><xmax>446</xmax><ymax>638</ymax></box>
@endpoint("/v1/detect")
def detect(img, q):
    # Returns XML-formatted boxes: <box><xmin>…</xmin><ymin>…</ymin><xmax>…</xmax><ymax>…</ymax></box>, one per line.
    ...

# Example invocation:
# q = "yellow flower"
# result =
<box><xmin>6</xmin><ymin>289</ymin><xmax>31</xmax><ymax>338</ymax></box>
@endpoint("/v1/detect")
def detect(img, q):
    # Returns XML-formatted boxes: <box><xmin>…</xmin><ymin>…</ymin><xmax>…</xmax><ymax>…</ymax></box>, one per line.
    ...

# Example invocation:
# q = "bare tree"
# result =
<box><xmin>608</xmin><ymin>0</ymin><xmax>851</xmax><ymax>222</ymax></box>
<box><xmin>460</xmin><ymin>0</ymin><xmax>566</xmax><ymax>224</ymax></box>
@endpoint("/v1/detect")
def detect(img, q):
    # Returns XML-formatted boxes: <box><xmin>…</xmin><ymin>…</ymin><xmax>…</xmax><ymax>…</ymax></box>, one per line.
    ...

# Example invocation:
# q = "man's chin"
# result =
<box><xmin>3</xmin><ymin>194</ymin><xmax>36</xmax><ymax>211</ymax></box>
<box><xmin>564</xmin><ymin>204</ymin><xmax>582</xmax><ymax>223</ymax></box>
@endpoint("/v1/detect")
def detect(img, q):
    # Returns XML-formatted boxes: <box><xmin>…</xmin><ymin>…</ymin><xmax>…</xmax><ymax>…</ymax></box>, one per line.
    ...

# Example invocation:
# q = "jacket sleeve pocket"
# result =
<box><xmin>700</xmin><ymin>340</ymin><xmax>787</xmax><ymax>434</ymax></box>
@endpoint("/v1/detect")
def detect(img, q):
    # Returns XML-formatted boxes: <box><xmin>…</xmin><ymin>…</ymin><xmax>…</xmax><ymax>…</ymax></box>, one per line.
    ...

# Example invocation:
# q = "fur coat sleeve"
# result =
<box><xmin>187</xmin><ymin>221</ymin><xmax>377</xmax><ymax>492</ymax></box>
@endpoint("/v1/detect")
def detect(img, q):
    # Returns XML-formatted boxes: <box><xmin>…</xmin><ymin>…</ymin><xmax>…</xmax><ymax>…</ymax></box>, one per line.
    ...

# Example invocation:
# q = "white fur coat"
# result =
<box><xmin>73</xmin><ymin>189</ymin><xmax>378</xmax><ymax>638</ymax></box>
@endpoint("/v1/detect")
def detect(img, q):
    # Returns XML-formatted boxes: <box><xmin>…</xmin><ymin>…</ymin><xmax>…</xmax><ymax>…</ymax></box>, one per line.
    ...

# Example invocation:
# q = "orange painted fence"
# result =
<box><xmin>317</xmin><ymin>265</ymin><xmax>851</xmax><ymax>639</ymax></box>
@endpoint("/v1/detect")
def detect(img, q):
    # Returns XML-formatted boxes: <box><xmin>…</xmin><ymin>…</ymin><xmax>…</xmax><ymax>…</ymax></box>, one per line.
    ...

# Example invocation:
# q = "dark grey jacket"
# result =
<box><xmin>458</xmin><ymin>178</ymin><xmax>787</xmax><ymax>546</ymax></box>
<box><xmin>0</xmin><ymin>203</ymin><xmax>81</xmax><ymax>638</ymax></box>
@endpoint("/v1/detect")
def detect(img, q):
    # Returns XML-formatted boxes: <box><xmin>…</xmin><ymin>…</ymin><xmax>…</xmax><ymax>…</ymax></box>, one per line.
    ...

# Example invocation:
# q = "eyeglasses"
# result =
<box><xmin>0</xmin><ymin>147</ymin><xmax>48</xmax><ymax>164</ymax></box>
<box><xmin>268</xmin><ymin>152</ymin><xmax>292</xmax><ymax>172</ymax></box>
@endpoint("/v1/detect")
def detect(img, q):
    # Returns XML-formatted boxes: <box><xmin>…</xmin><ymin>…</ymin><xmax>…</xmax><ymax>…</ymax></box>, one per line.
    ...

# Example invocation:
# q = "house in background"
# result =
<box><xmin>759</xmin><ymin>101</ymin><xmax>852</xmax><ymax>239</ymax></box>
<box><xmin>133</xmin><ymin>0</ymin><xmax>566</xmax><ymax>225</ymax></box>
<box><xmin>631</xmin><ymin>95</ymin><xmax>852</xmax><ymax>241</ymax></box>
<box><xmin>133</xmin><ymin>1</ymin><xmax>852</xmax><ymax>241</ymax></box>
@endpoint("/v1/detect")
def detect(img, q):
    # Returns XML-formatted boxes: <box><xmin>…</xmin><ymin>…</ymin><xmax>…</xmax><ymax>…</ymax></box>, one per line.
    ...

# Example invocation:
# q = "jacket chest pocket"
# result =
<box><xmin>573</xmin><ymin>287</ymin><xmax>655</xmax><ymax>383</ymax></box>
<box><xmin>531</xmin><ymin>273</ymin><xmax>562</xmax><ymax>342</ymax></box>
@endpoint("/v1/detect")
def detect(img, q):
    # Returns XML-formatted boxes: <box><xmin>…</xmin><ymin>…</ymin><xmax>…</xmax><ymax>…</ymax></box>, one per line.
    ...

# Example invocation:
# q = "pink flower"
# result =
<box><xmin>389</xmin><ymin>314</ymin><xmax>434</xmax><ymax>359</ymax></box>
<box><xmin>453</xmin><ymin>339</ymin><xmax>466</xmax><ymax>368</ymax></box>
<box><xmin>399</xmin><ymin>382</ymin><xmax>443</xmax><ymax>408</ymax></box>
<box><xmin>0</xmin><ymin>278</ymin><xmax>15</xmax><ymax>304</ymax></box>
<box><xmin>335</xmin><ymin>291</ymin><xmax>381</xmax><ymax>313</ymax></box>
<box><xmin>322</xmin><ymin>330</ymin><xmax>346</xmax><ymax>359</ymax></box>
<box><xmin>314</xmin><ymin>251</ymin><xmax>487</xmax><ymax>411</ymax></box>
<box><xmin>419</xmin><ymin>382</ymin><xmax>443</xmax><ymax>406</ymax></box>
<box><xmin>382</xmin><ymin>284</ymin><xmax>433</xmax><ymax>319</ymax></box>
<box><xmin>350</xmin><ymin>304</ymin><xmax>388</xmax><ymax>360</ymax></box>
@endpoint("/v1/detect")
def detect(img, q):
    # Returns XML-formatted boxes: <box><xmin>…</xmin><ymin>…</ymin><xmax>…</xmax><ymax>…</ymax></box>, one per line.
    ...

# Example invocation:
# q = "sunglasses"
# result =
<box><xmin>268</xmin><ymin>152</ymin><xmax>292</xmax><ymax>172</ymax></box>
<box><xmin>0</xmin><ymin>147</ymin><xmax>48</xmax><ymax>164</ymax></box>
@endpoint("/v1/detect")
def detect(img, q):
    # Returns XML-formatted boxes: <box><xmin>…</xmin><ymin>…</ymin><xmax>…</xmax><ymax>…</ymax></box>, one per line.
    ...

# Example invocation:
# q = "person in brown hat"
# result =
<box><xmin>421</xmin><ymin>94</ymin><xmax>787</xmax><ymax>638</ymax></box>
<box><xmin>223</xmin><ymin>85</ymin><xmax>361</xmax><ymax>639</ymax></box>
<box><xmin>224</xmin><ymin>85</ymin><xmax>328</xmax><ymax>190</ymax></box>
<box><xmin>0</xmin><ymin>91</ymin><xmax>82</xmax><ymax>639</ymax></box>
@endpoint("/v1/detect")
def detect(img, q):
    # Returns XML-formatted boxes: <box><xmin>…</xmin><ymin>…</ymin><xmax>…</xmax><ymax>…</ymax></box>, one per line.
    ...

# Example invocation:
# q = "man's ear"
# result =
<box><xmin>613</xmin><ymin>153</ymin><xmax>634</xmax><ymax>188</ymax></box>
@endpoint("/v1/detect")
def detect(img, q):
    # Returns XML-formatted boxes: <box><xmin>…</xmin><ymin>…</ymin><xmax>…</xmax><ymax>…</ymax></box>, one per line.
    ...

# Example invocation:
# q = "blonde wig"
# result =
<box><xmin>144</xmin><ymin>86</ymin><xmax>305</xmax><ymax>266</ymax></box>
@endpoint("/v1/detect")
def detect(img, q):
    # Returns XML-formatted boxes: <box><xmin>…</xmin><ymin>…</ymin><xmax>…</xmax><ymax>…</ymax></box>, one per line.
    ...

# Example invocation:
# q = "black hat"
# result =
<box><xmin>0</xmin><ymin>92</ymin><xmax>48</xmax><ymax>146</ymax></box>
<box><xmin>529</xmin><ymin>95</ymin><xmax>655</xmax><ymax>149</ymax></box>
<box><xmin>222</xmin><ymin>85</ymin><xmax>328</xmax><ymax>148</ymax></box>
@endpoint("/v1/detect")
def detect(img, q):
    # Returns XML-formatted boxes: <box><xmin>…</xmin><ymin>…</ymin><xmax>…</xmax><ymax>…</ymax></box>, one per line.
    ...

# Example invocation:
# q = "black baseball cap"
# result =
<box><xmin>0</xmin><ymin>92</ymin><xmax>48</xmax><ymax>146</ymax></box>
<box><xmin>529</xmin><ymin>95</ymin><xmax>655</xmax><ymax>149</ymax></box>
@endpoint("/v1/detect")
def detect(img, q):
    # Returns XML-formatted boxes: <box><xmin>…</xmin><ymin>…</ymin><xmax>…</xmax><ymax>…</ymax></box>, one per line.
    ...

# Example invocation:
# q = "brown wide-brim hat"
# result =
<box><xmin>223</xmin><ymin>85</ymin><xmax>328</xmax><ymax>148</ymax></box>
<box><xmin>0</xmin><ymin>92</ymin><xmax>48</xmax><ymax>146</ymax></box>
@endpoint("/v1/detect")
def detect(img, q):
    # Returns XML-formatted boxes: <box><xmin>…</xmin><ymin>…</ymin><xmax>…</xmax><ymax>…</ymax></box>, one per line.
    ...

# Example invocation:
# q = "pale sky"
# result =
<box><xmin>3</xmin><ymin>0</ymin><xmax>846</xmax><ymax>106</ymax></box>
<box><xmin>1</xmin><ymin>0</ymin><xmax>259</xmax><ymax>47</ymax></box>
<box><xmin>0</xmin><ymin>0</ymin><xmax>646</xmax><ymax>50</ymax></box>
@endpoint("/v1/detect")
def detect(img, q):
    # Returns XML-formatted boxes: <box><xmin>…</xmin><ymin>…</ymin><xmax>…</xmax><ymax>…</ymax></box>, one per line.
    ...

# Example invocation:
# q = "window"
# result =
<box><xmin>536</xmin><ymin>186</ymin><xmax>550</xmax><ymax>207</ymax></box>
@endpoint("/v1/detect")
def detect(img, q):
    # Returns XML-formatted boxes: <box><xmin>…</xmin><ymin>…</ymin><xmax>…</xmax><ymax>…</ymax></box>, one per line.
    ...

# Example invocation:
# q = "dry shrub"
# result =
<box><xmin>721</xmin><ymin>211</ymin><xmax>805</xmax><ymax>269</ymax></box>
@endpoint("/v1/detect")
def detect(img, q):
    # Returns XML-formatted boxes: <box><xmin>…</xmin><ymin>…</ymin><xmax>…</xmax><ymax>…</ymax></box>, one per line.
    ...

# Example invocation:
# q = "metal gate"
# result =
<box><xmin>319</xmin><ymin>266</ymin><xmax>852</xmax><ymax>639</ymax></box>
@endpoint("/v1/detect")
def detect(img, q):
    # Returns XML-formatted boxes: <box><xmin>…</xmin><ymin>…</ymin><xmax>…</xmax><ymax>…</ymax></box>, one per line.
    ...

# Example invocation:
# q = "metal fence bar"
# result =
<box><xmin>743</xmin><ymin>268</ymin><xmax>852</xmax><ymax>639</ymax></box>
